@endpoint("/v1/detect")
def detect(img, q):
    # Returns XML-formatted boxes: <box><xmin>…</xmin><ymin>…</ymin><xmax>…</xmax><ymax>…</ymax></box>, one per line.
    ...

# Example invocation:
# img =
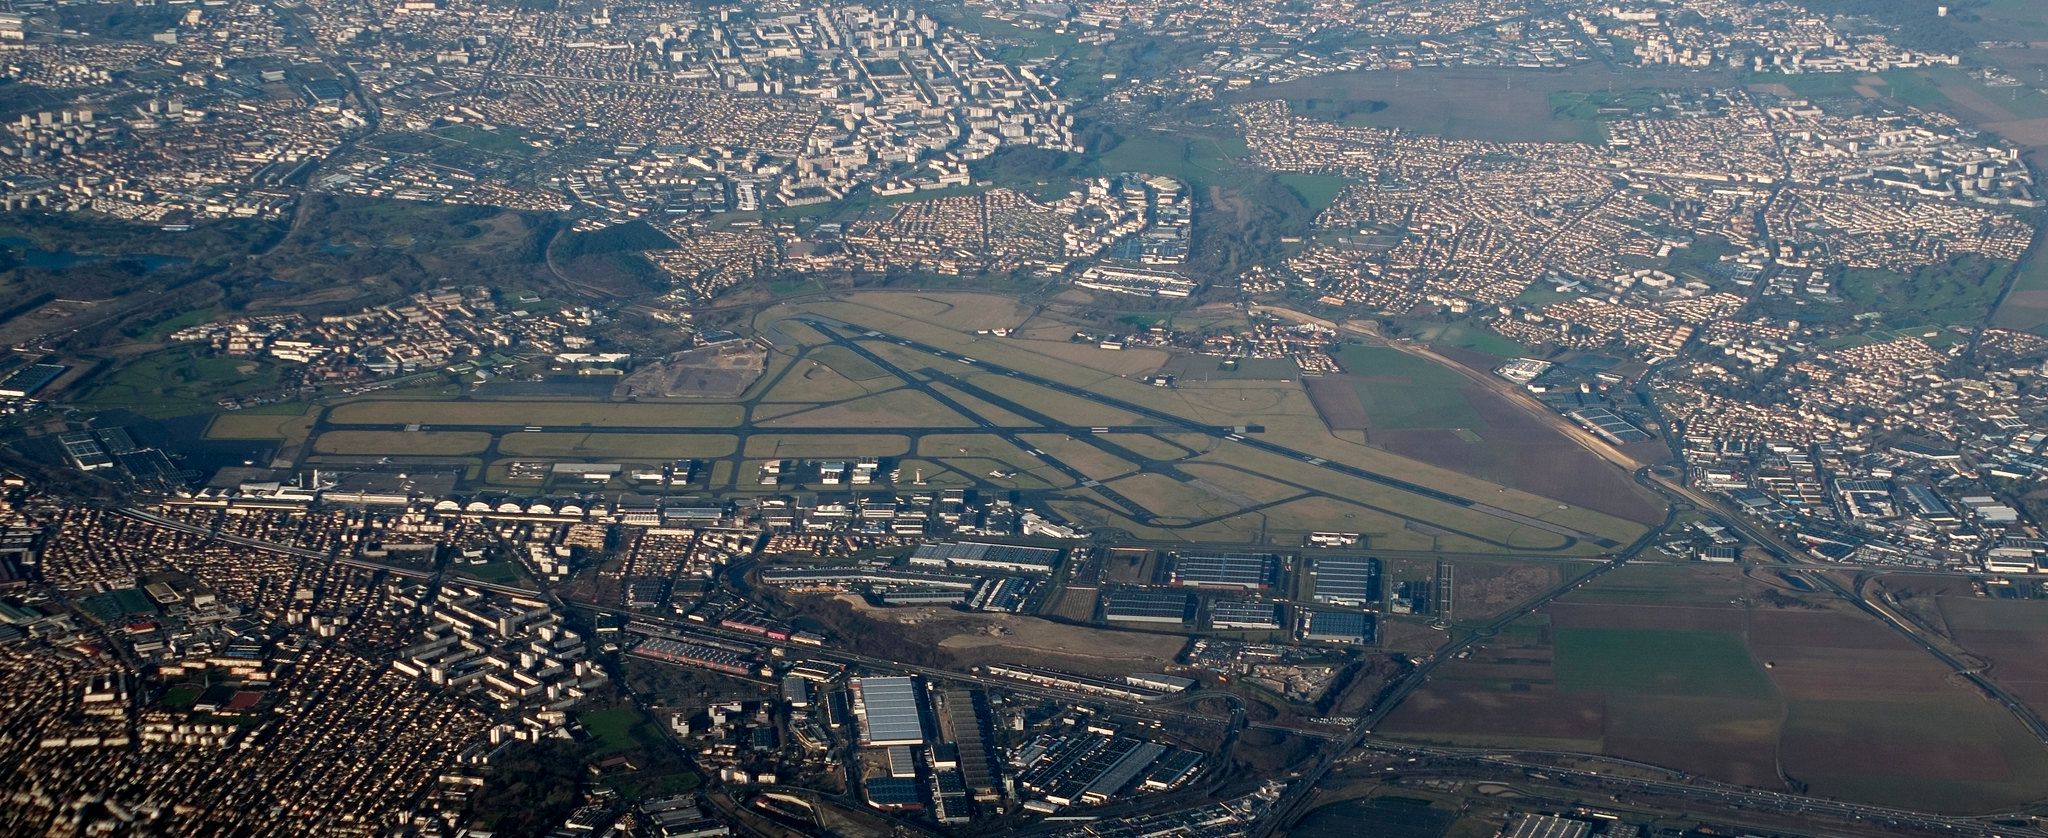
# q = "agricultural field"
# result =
<box><xmin>1878</xmin><ymin>575</ymin><xmax>2048</xmax><ymax>723</ymax></box>
<box><xmin>1936</xmin><ymin>596</ymin><xmax>2048</xmax><ymax>711</ymax></box>
<box><xmin>1380</xmin><ymin>564</ymin><xmax>2048</xmax><ymax>813</ymax></box>
<box><xmin>1992</xmin><ymin>248</ymin><xmax>2048</xmax><ymax>334</ymax></box>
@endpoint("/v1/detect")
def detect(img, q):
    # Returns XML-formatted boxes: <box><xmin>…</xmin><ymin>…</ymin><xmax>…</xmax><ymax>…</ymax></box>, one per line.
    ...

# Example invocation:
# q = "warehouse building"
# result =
<box><xmin>58</xmin><ymin>431</ymin><xmax>112</xmax><ymax>471</ymax></box>
<box><xmin>0</xmin><ymin>363</ymin><xmax>64</xmax><ymax>398</ymax></box>
<box><xmin>782</xmin><ymin>676</ymin><xmax>812</xmax><ymax>709</ymax></box>
<box><xmin>1299</xmin><ymin>610</ymin><xmax>1375</xmax><ymax>645</ymax></box>
<box><xmin>886</xmin><ymin>745</ymin><xmax>918</xmax><ymax>778</ymax></box>
<box><xmin>909</xmin><ymin>541</ymin><xmax>1062</xmax><ymax>573</ymax></box>
<box><xmin>1309</xmin><ymin>556</ymin><xmax>1380</xmax><ymax>606</ymax></box>
<box><xmin>877</xmin><ymin>589</ymin><xmax>969</xmax><ymax>606</ymax></box>
<box><xmin>1102</xmin><ymin>590</ymin><xmax>1193</xmax><ymax>624</ymax></box>
<box><xmin>1502</xmin><ymin>813</ymin><xmax>1595</xmax><ymax>838</ymax></box>
<box><xmin>1209</xmin><ymin>599</ymin><xmax>1283</xmax><ymax>631</ymax></box>
<box><xmin>852</xmin><ymin>676</ymin><xmax>929</xmax><ymax>746</ymax></box>
<box><xmin>760</xmin><ymin>566</ymin><xmax>981</xmax><ymax>591</ymax></box>
<box><xmin>631</xmin><ymin>637</ymin><xmax>753</xmax><ymax>676</ymax></box>
<box><xmin>1081</xmin><ymin>741</ymin><xmax>1167</xmax><ymax>805</ymax></box>
<box><xmin>1168</xmin><ymin>552</ymin><xmax>1276</xmax><ymax>590</ymax></box>
<box><xmin>864</xmin><ymin>776</ymin><xmax>924</xmax><ymax>811</ymax></box>
<box><xmin>940</xmin><ymin>689</ymin><xmax>1002</xmax><ymax>801</ymax></box>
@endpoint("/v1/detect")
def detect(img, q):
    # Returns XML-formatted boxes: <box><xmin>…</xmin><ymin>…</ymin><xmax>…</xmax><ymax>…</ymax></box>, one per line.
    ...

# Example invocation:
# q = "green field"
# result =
<box><xmin>159</xmin><ymin>685</ymin><xmax>200</xmax><ymax>710</ymax></box>
<box><xmin>75</xmin><ymin>347</ymin><xmax>286</xmax><ymax>418</ymax></box>
<box><xmin>1277</xmin><ymin>173</ymin><xmax>1353</xmax><ymax>213</ymax></box>
<box><xmin>577</xmin><ymin>706</ymin><xmax>670</xmax><ymax>757</ymax></box>
<box><xmin>455</xmin><ymin>559</ymin><xmax>531</xmax><ymax>586</ymax></box>
<box><xmin>431</xmin><ymin>124</ymin><xmax>540</xmax><ymax>158</ymax></box>
<box><xmin>207</xmin><ymin>409</ymin><xmax>317</xmax><ymax>446</ymax></box>
<box><xmin>1554</xmin><ymin>627</ymin><xmax>1775</xmax><ymax>698</ymax></box>
<box><xmin>1091</xmin><ymin>130</ymin><xmax>1257</xmax><ymax>192</ymax></box>
<box><xmin>1386</xmin><ymin>320</ymin><xmax>1532</xmax><ymax>359</ymax></box>
<box><xmin>1233</xmin><ymin>66</ymin><xmax>1734</xmax><ymax>144</ymax></box>
<box><xmin>1548</xmin><ymin>87</ymin><xmax>1668</xmax><ymax>121</ymax></box>
<box><xmin>1838</xmin><ymin>255</ymin><xmax>2006</xmax><ymax>328</ymax></box>
<box><xmin>1333</xmin><ymin>345</ymin><xmax>1485</xmax><ymax>430</ymax></box>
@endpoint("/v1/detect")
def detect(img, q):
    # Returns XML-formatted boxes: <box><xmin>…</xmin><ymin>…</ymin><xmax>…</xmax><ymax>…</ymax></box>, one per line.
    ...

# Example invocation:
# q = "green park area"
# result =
<box><xmin>75</xmin><ymin>347</ymin><xmax>284</xmax><ymax>419</ymax></box>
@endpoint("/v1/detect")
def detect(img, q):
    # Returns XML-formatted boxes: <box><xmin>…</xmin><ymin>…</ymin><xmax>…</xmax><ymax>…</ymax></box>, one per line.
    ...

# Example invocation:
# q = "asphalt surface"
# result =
<box><xmin>798</xmin><ymin>318</ymin><xmax>1604</xmax><ymax>551</ymax></box>
<box><xmin>299</xmin><ymin>314</ymin><xmax>1614</xmax><ymax>552</ymax></box>
<box><xmin>798</xmin><ymin>317</ymin><xmax>1614</xmax><ymax>546</ymax></box>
